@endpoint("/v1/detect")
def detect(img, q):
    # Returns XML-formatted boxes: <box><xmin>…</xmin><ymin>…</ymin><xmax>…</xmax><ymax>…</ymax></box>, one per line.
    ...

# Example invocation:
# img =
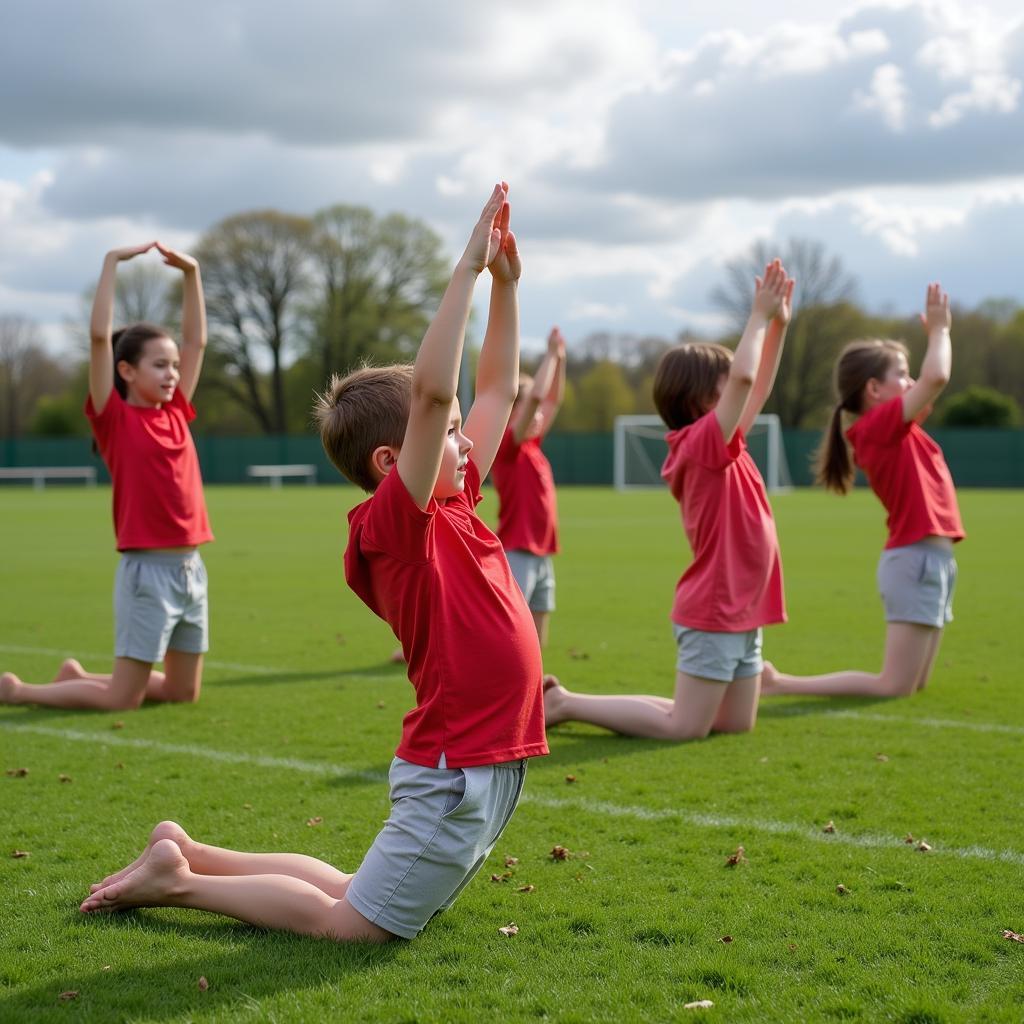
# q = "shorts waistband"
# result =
<box><xmin>120</xmin><ymin>549</ymin><xmax>201</xmax><ymax>566</ymax></box>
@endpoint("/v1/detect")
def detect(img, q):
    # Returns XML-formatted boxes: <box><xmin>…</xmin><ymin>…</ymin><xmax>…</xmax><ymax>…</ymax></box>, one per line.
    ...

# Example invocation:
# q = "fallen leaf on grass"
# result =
<box><xmin>111</xmin><ymin>721</ymin><xmax>124</xmax><ymax>730</ymax></box>
<box><xmin>684</xmin><ymin>1000</ymin><xmax>714</xmax><ymax>1010</ymax></box>
<box><xmin>550</xmin><ymin>845</ymin><xmax>571</xmax><ymax>861</ymax></box>
<box><xmin>719</xmin><ymin>935</ymin><xmax>733</xmax><ymax>943</ymax></box>
<box><xmin>568</xmin><ymin>648</ymin><xmax>590</xmax><ymax>660</ymax></box>
<box><xmin>516</xmin><ymin>885</ymin><xmax>535</xmax><ymax>894</ymax></box>
<box><xmin>875</xmin><ymin>753</ymin><xmax>889</xmax><ymax>762</ymax></box>
<box><xmin>490</xmin><ymin>872</ymin><xmax>512</xmax><ymax>883</ymax></box>
<box><xmin>836</xmin><ymin>884</ymin><xmax>850</xmax><ymax>895</ymax></box>
<box><xmin>823</xmin><ymin>821</ymin><xmax>836</xmax><ymax>834</ymax></box>
<box><xmin>565</xmin><ymin>774</ymin><xmax>577</xmax><ymax>784</ymax></box>
<box><xmin>12</xmin><ymin>850</ymin><xmax>30</xmax><ymax>859</ymax></box>
<box><xmin>504</xmin><ymin>856</ymin><xmax>519</xmax><ymax>867</ymax></box>
<box><xmin>198</xmin><ymin>976</ymin><xmax>209</xmax><ymax>991</ymax></box>
<box><xmin>115</xmin><ymin>762</ymin><xmax>124</xmax><ymax>770</ymax></box>
<box><xmin>498</xmin><ymin>923</ymin><xmax>519</xmax><ymax>937</ymax></box>
<box><xmin>903</xmin><ymin>834</ymin><xmax>916</xmax><ymax>845</ymax></box>
<box><xmin>58</xmin><ymin>991</ymin><xmax>78</xmax><ymax>1001</ymax></box>
<box><xmin>725</xmin><ymin>845</ymin><xmax>746</xmax><ymax>867</ymax></box>
<box><xmin>5</xmin><ymin>768</ymin><xmax>28</xmax><ymax>777</ymax></box>
<box><xmin>306</xmin><ymin>817</ymin><xmax>323</xmax><ymax>827</ymax></box>
<box><xmin>58</xmin><ymin>774</ymin><xmax>72</xmax><ymax>783</ymax></box>
<box><xmin>376</xmin><ymin>701</ymin><xmax>386</xmax><ymax>709</ymax></box>
<box><xmin>1002</xmin><ymin>930</ymin><xmax>1024</xmax><ymax>943</ymax></box>
<box><xmin>916</xmin><ymin>841</ymin><xmax>932</xmax><ymax>852</ymax></box>
<box><xmin>787</xmin><ymin>943</ymin><xmax>798</xmax><ymax>951</ymax></box>
<box><xmin>242</xmin><ymin>803</ymin><xmax>253</xmax><ymax>810</ymax></box>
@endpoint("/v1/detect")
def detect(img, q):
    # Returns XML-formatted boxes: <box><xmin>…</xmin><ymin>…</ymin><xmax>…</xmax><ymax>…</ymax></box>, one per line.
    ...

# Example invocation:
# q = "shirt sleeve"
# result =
<box><xmin>673</xmin><ymin>412</ymin><xmax>736</xmax><ymax>472</ymax></box>
<box><xmin>169</xmin><ymin>387</ymin><xmax>197</xmax><ymax>423</ymax></box>
<box><xmin>851</xmin><ymin>397</ymin><xmax>908</xmax><ymax>448</ymax></box>
<box><xmin>84</xmin><ymin>388</ymin><xmax>124</xmax><ymax>456</ymax></box>
<box><xmin>361</xmin><ymin>468</ymin><xmax>436</xmax><ymax>564</ymax></box>
<box><xmin>493</xmin><ymin>427</ymin><xmax>518</xmax><ymax>464</ymax></box>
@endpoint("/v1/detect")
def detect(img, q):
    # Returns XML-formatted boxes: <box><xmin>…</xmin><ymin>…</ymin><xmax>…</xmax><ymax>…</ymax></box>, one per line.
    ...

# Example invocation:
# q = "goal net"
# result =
<box><xmin>613</xmin><ymin>414</ymin><xmax>792</xmax><ymax>493</ymax></box>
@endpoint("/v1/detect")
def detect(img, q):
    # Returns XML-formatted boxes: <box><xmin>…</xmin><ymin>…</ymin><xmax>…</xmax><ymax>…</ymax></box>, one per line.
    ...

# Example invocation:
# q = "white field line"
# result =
<box><xmin>3</xmin><ymin>721</ymin><xmax>1023</xmax><ymax>868</ymax></box>
<box><xmin>4</xmin><ymin>643</ymin><xmax>1024</xmax><ymax>736</ymax></box>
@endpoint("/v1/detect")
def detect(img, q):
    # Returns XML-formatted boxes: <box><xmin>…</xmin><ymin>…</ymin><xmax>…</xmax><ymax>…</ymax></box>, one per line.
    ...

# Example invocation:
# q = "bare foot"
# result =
<box><xmin>53</xmin><ymin>658</ymin><xmax>86</xmax><ymax>682</ymax></box>
<box><xmin>759</xmin><ymin>661</ymin><xmax>780</xmax><ymax>696</ymax></box>
<box><xmin>542</xmin><ymin>674</ymin><xmax>568</xmax><ymax>726</ymax></box>
<box><xmin>81</xmin><ymin>838</ymin><xmax>190</xmax><ymax>914</ymax></box>
<box><xmin>89</xmin><ymin>821</ymin><xmax>192</xmax><ymax>893</ymax></box>
<box><xmin>0</xmin><ymin>672</ymin><xmax>24</xmax><ymax>704</ymax></box>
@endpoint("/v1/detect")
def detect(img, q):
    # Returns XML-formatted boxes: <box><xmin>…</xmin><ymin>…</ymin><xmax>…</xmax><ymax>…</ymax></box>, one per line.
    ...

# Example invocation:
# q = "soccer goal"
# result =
<box><xmin>613</xmin><ymin>414</ymin><xmax>792</xmax><ymax>493</ymax></box>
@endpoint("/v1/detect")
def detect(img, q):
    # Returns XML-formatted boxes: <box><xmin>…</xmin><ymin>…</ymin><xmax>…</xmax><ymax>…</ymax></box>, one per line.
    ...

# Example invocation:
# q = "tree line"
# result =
<box><xmin>2</xmin><ymin>220</ymin><xmax>1022</xmax><ymax>439</ymax></box>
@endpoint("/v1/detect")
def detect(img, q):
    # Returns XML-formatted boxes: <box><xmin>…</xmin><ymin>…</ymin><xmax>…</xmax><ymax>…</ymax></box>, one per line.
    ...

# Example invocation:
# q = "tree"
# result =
<box><xmin>711</xmin><ymin>238</ymin><xmax>860</xmax><ymax>426</ymax></box>
<box><xmin>939</xmin><ymin>386</ymin><xmax>1022</xmax><ymax>427</ymax></box>
<box><xmin>0</xmin><ymin>316</ymin><xmax>78</xmax><ymax>437</ymax></box>
<box><xmin>195</xmin><ymin>211</ymin><xmax>314</xmax><ymax>433</ymax></box>
<box><xmin>310</xmin><ymin>205</ymin><xmax>449</xmax><ymax>381</ymax></box>
<box><xmin>570</xmin><ymin>360</ymin><xmax>635</xmax><ymax>431</ymax></box>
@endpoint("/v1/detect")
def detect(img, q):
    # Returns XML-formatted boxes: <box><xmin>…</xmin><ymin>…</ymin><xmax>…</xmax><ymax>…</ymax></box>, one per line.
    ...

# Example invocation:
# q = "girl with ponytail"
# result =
<box><xmin>1</xmin><ymin>242</ymin><xmax>214</xmax><ymax>709</ymax></box>
<box><xmin>762</xmin><ymin>283</ymin><xmax>964</xmax><ymax>699</ymax></box>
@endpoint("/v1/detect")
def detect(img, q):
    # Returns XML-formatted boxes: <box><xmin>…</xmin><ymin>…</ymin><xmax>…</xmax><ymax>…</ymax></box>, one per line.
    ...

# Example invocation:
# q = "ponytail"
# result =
<box><xmin>814</xmin><ymin>403</ymin><xmax>854</xmax><ymax>494</ymax></box>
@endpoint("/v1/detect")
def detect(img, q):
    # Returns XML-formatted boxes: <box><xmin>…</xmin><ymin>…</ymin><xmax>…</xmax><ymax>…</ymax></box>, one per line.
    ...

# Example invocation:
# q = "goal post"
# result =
<box><xmin>613</xmin><ymin>414</ymin><xmax>792</xmax><ymax>493</ymax></box>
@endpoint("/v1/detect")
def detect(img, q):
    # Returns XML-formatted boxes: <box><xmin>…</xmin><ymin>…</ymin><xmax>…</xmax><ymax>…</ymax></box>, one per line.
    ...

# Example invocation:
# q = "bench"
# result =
<box><xmin>0</xmin><ymin>466</ymin><xmax>97</xmax><ymax>490</ymax></box>
<box><xmin>246</xmin><ymin>464</ymin><xmax>317</xmax><ymax>488</ymax></box>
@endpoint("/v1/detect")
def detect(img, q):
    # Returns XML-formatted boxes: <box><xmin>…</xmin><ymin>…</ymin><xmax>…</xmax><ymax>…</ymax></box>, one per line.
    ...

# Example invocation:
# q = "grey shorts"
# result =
<box><xmin>505</xmin><ymin>550</ymin><xmax>555</xmax><ymax>613</ymax></box>
<box><xmin>672</xmin><ymin>623</ymin><xmax>763</xmax><ymax>683</ymax></box>
<box><xmin>114</xmin><ymin>550</ymin><xmax>209</xmax><ymax>663</ymax></box>
<box><xmin>347</xmin><ymin>756</ymin><xmax>527</xmax><ymax>940</ymax></box>
<box><xmin>877</xmin><ymin>541</ymin><xmax>957</xmax><ymax>628</ymax></box>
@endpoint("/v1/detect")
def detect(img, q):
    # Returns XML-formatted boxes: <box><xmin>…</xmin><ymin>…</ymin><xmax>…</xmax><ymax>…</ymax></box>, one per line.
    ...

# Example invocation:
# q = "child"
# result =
<box><xmin>544</xmin><ymin>261</ymin><xmax>794</xmax><ymax>740</ymax></box>
<box><xmin>761</xmin><ymin>283</ymin><xmax>963</xmax><ymax>699</ymax></box>
<box><xmin>490</xmin><ymin>325</ymin><xmax>566</xmax><ymax>645</ymax></box>
<box><xmin>1</xmin><ymin>241</ymin><xmax>213</xmax><ymax>710</ymax></box>
<box><xmin>80</xmin><ymin>184</ymin><xmax>548</xmax><ymax>943</ymax></box>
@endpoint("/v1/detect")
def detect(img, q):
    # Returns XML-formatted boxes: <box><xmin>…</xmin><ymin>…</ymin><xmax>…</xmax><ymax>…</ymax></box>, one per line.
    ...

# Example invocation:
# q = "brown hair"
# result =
<box><xmin>814</xmin><ymin>339</ymin><xmax>908</xmax><ymax>494</ymax></box>
<box><xmin>652</xmin><ymin>342</ymin><xmax>733</xmax><ymax>430</ymax></box>
<box><xmin>312</xmin><ymin>364</ymin><xmax>413</xmax><ymax>491</ymax></box>
<box><xmin>112</xmin><ymin>323</ymin><xmax>171</xmax><ymax>399</ymax></box>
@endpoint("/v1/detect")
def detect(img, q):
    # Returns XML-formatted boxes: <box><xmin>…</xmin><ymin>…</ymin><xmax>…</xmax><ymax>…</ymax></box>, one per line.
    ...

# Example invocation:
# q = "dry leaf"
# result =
<box><xmin>916</xmin><ymin>841</ymin><xmax>932</xmax><ymax>852</ymax></box>
<box><xmin>242</xmin><ymin>803</ymin><xmax>253</xmax><ymax>810</ymax></box>
<box><xmin>516</xmin><ymin>885</ymin><xmax>536</xmax><ymax>893</ymax></box>
<box><xmin>565</xmin><ymin>774</ymin><xmax>577</xmax><ymax>784</ymax></box>
<box><xmin>198</xmin><ymin>976</ymin><xmax>209</xmax><ymax>991</ymax></box>
<box><xmin>550</xmin><ymin>845</ymin><xmax>571</xmax><ymax>861</ymax></box>
<box><xmin>58</xmin><ymin>774</ymin><xmax>72</xmax><ymax>783</ymax></box>
<box><xmin>1002</xmin><ymin>930</ymin><xmax>1024</xmax><ymax>943</ymax></box>
<box><xmin>376</xmin><ymin>701</ymin><xmax>386</xmax><ymax>709</ymax></box>
<box><xmin>115</xmin><ymin>762</ymin><xmax>124</xmax><ymax>770</ymax></box>
<box><xmin>684</xmin><ymin>1000</ymin><xmax>714</xmax><ymax>1010</ymax></box>
<box><xmin>504</xmin><ymin>856</ymin><xmax>519</xmax><ymax>867</ymax></box>
<box><xmin>111</xmin><ymin>721</ymin><xmax>125</xmax><ymax>730</ymax></box>
<box><xmin>787</xmin><ymin>943</ymin><xmax>798</xmax><ymax>951</ymax></box>
<box><xmin>568</xmin><ymin>648</ymin><xmax>590</xmax><ymax>660</ymax></box>
<box><xmin>58</xmin><ymin>991</ymin><xmax>79</xmax><ymax>1001</ymax></box>
<box><xmin>5</xmin><ymin>768</ymin><xmax>28</xmax><ymax>777</ymax></box>
<box><xmin>101</xmin><ymin>966</ymin><xmax>111</xmax><ymax>972</ymax></box>
<box><xmin>903</xmin><ymin>834</ymin><xmax>915</xmax><ymax>845</ymax></box>
<box><xmin>719</xmin><ymin>935</ymin><xmax>733</xmax><ymax>943</ymax></box>
<box><xmin>306</xmin><ymin>816</ymin><xmax>323</xmax><ymax>827</ymax></box>
<box><xmin>875</xmin><ymin>753</ymin><xmax>889</xmax><ymax>762</ymax></box>
<box><xmin>725</xmin><ymin>845</ymin><xmax>746</xmax><ymax>867</ymax></box>
<box><xmin>823</xmin><ymin>821</ymin><xmax>836</xmax><ymax>834</ymax></box>
<box><xmin>836</xmin><ymin>884</ymin><xmax>850</xmax><ymax>895</ymax></box>
<box><xmin>11</xmin><ymin>850</ymin><xmax>30</xmax><ymax>859</ymax></box>
<box><xmin>490</xmin><ymin>872</ymin><xmax>512</xmax><ymax>883</ymax></box>
<box><xmin>498</xmin><ymin>923</ymin><xmax>519</xmax><ymax>937</ymax></box>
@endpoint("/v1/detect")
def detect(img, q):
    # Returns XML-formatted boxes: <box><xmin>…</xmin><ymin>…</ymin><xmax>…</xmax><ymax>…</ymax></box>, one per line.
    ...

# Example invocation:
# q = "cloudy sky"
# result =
<box><xmin>3</xmin><ymin>0</ymin><xmax>1024</xmax><ymax>354</ymax></box>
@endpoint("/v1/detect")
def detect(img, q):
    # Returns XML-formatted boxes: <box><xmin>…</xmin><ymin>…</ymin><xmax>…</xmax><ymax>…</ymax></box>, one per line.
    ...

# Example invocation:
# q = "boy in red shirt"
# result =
<box><xmin>544</xmin><ymin>260</ymin><xmax>794</xmax><ymax>740</ymax></box>
<box><xmin>491</xmin><ymin>326</ymin><xmax>566</xmax><ymax>645</ymax></box>
<box><xmin>81</xmin><ymin>184</ymin><xmax>547</xmax><ymax>943</ymax></box>
<box><xmin>762</xmin><ymin>282</ymin><xmax>964</xmax><ymax>698</ymax></box>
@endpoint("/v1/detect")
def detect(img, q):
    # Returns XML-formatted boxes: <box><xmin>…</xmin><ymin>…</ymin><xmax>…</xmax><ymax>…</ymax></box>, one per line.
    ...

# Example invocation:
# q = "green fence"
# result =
<box><xmin>2</xmin><ymin>430</ymin><xmax>1023</xmax><ymax>487</ymax></box>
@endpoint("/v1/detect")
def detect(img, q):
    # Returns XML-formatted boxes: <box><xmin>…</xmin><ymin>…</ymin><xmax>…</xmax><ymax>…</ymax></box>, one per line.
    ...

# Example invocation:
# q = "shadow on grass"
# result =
<box><xmin>209</xmin><ymin>664</ymin><xmax>408</xmax><ymax>688</ymax></box>
<box><xmin>0</xmin><ymin>910</ymin><xmax>401</xmax><ymax>1023</ymax></box>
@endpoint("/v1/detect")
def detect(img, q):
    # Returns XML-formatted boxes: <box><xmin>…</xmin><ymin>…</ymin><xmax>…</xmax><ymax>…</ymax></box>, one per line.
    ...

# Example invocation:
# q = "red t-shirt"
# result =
<box><xmin>85</xmin><ymin>388</ymin><xmax>213</xmax><ymax>552</ymax></box>
<box><xmin>491</xmin><ymin>427</ymin><xmax>559</xmax><ymax>556</ymax></box>
<box><xmin>846</xmin><ymin>397</ymin><xmax>965</xmax><ymax>549</ymax></box>
<box><xmin>345</xmin><ymin>459</ymin><xmax>549</xmax><ymax>769</ymax></box>
<box><xmin>660</xmin><ymin>412</ymin><xmax>786</xmax><ymax>632</ymax></box>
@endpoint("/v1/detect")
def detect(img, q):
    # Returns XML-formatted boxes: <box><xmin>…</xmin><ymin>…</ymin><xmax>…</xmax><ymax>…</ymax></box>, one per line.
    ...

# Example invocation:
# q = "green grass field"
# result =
<box><xmin>2</xmin><ymin>483</ymin><xmax>1023</xmax><ymax>1023</ymax></box>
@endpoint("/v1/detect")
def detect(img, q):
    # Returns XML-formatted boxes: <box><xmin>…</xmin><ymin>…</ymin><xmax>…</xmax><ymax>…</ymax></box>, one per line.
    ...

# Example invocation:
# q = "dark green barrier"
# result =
<box><xmin>2</xmin><ymin>430</ymin><xmax>1023</xmax><ymax>487</ymax></box>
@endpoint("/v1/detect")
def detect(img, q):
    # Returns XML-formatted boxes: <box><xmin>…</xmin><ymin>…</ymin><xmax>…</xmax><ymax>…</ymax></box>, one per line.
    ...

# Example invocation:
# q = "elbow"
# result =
<box><xmin>411</xmin><ymin>378</ymin><xmax>457</xmax><ymax>408</ymax></box>
<box><xmin>920</xmin><ymin>370</ymin><xmax>949</xmax><ymax>390</ymax></box>
<box><xmin>729</xmin><ymin>367</ymin><xmax>756</xmax><ymax>388</ymax></box>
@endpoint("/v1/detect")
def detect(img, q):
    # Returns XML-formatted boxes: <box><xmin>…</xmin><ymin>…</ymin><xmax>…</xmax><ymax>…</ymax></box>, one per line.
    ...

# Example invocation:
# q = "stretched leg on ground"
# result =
<box><xmin>1</xmin><ymin>657</ymin><xmax>152</xmax><ymax>709</ymax></box>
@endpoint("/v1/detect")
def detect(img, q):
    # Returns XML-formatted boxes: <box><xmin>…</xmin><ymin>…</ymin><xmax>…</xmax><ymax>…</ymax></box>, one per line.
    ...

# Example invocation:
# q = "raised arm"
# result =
<box><xmin>738</xmin><ymin>273</ymin><xmax>795</xmax><ymax>436</ymax></box>
<box><xmin>536</xmin><ymin>328</ymin><xmax>567</xmax><ymax>439</ymax></box>
<box><xmin>716</xmin><ymin>259</ymin><xmax>787</xmax><ymax>444</ymax></box>
<box><xmin>88</xmin><ymin>242</ymin><xmax>156</xmax><ymax>414</ymax></box>
<box><xmin>397</xmin><ymin>184</ymin><xmax>506</xmax><ymax>510</ymax></box>
<box><xmin>464</xmin><ymin>189</ymin><xmax>523</xmax><ymax>478</ymax></box>
<box><xmin>508</xmin><ymin>327</ymin><xmax>560</xmax><ymax>444</ymax></box>
<box><xmin>156</xmin><ymin>242</ymin><xmax>207</xmax><ymax>403</ymax></box>
<box><xmin>902</xmin><ymin>282</ymin><xmax>951</xmax><ymax>423</ymax></box>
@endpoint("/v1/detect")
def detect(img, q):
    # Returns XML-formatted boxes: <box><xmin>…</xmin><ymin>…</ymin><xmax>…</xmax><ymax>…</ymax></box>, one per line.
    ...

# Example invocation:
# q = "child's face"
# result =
<box><xmin>119</xmin><ymin>336</ymin><xmax>181</xmax><ymax>407</ymax></box>
<box><xmin>874</xmin><ymin>352</ymin><xmax>913</xmax><ymax>404</ymax></box>
<box><xmin>433</xmin><ymin>399</ymin><xmax>474</xmax><ymax>500</ymax></box>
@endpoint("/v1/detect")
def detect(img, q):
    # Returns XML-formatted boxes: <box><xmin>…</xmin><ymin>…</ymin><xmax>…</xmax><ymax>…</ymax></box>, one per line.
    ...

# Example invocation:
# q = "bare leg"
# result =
<box><xmin>91</xmin><ymin>821</ymin><xmax>353</xmax><ymax>899</ymax></box>
<box><xmin>915</xmin><ymin>630</ymin><xmax>943</xmax><ymax>692</ymax></box>
<box><xmin>80</xmin><ymin>839</ymin><xmax>392</xmax><ymax>942</ymax></box>
<box><xmin>145</xmin><ymin>650</ymin><xmax>202</xmax><ymax>703</ymax></box>
<box><xmin>0</xmin><ymin>657</ymin><xmax>152</xmax><ymax>709</ymax></box>
<box><xmin>761</xmin><ymin>622</ymin><xmax>942</xmax><ymax>699</ymax></box>
<box><xmin>531</xmin><ymin>611</ymin><xmax>550</xmax><ymax>648</ymax></box>
<box><xmin>53</xmin><ymin>657</ymin><xmax>169</xmax><ymax>690</ymax></box>
<box><xmin>543</xmin><ymin>671</ymin><xmax>754</xmax><ymax>741</ymax></box>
